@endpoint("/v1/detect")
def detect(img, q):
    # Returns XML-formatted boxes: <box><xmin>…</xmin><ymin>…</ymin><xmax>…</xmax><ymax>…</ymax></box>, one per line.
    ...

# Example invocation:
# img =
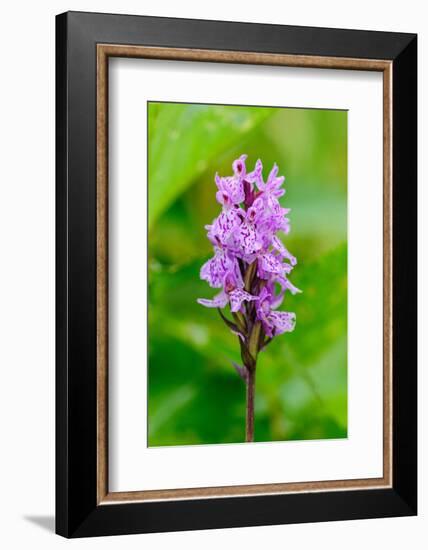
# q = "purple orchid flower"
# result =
<box><xmin>255</xmin><ymin>286</ymin><xmax>296</xmax><ymax>338</ymax></box>
<box><xmin>214</xmin><ymin>154</ymin><xmax>248</xmax><ymax>208</ymax></box>
<box><xmin>197</xmin><ymin>156</ymin><xmax>301</xmax><ymax>442</ymax></box>
<box><xmin>200</xmin><ymin>247</ymin><xmax>243</xmax><ymax>289</ymax></box>
<box><xmin>197</xmin><ymin>270</ymin><xmax>257</xmax><ymax>313</ymax></box>
<box><xmin>206</xmin><ymin>207</ymin><xmax>244</xmax><ymax>249</ymax></box>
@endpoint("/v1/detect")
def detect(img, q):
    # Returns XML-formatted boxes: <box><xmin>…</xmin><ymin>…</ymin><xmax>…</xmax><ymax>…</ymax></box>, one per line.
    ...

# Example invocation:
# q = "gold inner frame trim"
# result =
<box><xmin>96</xmin><ymin>44</ymin><xmax>393</xmax><ymax>505</ymax></box>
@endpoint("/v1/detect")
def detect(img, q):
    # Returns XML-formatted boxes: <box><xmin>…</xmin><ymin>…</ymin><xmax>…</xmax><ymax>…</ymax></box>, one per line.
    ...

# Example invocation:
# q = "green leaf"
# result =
<box><xmin>281</xmin><ymin>242</ymin><xmax>348</xmax><ymax>366</ymax></box>
<box><xmin>148</xmin><ymin>385</ymin><xmax>196</xmax><ymax>439</ymax></box>
<box><xmin>148</xmin><ymin>103</ymin><xmax>274</xmax><ymax>228</ymax></box>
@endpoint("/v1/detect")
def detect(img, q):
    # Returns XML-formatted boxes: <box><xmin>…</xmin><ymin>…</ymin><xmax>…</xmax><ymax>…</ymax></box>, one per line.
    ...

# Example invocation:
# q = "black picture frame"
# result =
<box><xmin>56</xmin><ymin>10</ymin><xmax>417</xmax><ymax>538</ymax></box>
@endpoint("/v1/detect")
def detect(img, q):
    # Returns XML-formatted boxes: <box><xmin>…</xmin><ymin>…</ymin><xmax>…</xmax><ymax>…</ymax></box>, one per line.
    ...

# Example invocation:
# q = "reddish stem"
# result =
<box><xmin>245</xmin><ymin>367</ymin><xmax>256</xmax><ymax>442</ymax></box>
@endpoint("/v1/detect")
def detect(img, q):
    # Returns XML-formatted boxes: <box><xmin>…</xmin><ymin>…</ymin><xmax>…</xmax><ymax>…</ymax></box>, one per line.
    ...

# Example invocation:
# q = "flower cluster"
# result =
<box><xmin>198</xmin><ymin>155</ymin><xmax>300</xmax><ymax>345</ymax></box>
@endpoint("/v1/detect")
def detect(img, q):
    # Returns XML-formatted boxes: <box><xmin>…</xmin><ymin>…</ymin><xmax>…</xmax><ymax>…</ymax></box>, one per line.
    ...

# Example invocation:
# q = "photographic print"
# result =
<box><xmin>57</xmin><ymin>14</ymin><xmax>417</xmax><ymax>536</ymax></box>
<box><xmin>147</xmin><ymin>101</ymin><xmax>348</xmax><ymax>446</ymax></box>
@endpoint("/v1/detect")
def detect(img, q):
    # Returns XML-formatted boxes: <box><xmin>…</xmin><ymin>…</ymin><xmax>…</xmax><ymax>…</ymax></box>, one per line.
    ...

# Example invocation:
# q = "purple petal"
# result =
<box><xmin>269</xmin><ymin>311</ymin><xmax>296</xmax><ymax>334</ymax></box>
<box><xmin>267</xmin><ymin>280</ymin><xmax>285</xmax><ymax>309</ymax></box>
<box><xmin>229</xmin><ymin>288</ymin><xmax>258</xmax><ymax>313</ymax></box>
<box><xmin>255</xmin><ymin>287</ymin><xmax>273</xmax><ymax>329</ymax></box>
<box><xmin>267</xmin><ymin>163</ymin><xmax>278</xmax><ymax>183</ymax></box>
<box><xmin>200</xmin><ymin>248</ymin><xmax>235</xmax><ymax>288</ymax></box>
<box><xmin>258</xmin><ymin>286</ymin><xmax>271</xmax><ymax>302</ymax></box>
<box><xmin>276</xmin><ymin>275</ymin><xmax>302</xmax><ymax>296</ymax></box>
<box><xmin>197</xmin><ymin>291</ymin><xmax>228</xmax><ymax>309</ymax></box>
<box><xmin>215</xmin><ymin>189</ymin><xmax>232</xmax><ymax>208</ymax></box>
<box><xmin>246</xmin><ymin>159</ymin><xmax>264</xmax><ymax>190</ymax></box>
<box><xmin>200</xmin><ymin>258</ymin><xmax>213</xmax><ymax>283</ymax></box>
<box><xmin>214</xmin><ymin>172</ymin><xmax>245</xmax><ymax>206</ymax></box>
<box><xmin>259</xmin><ymin>252</ymin><xmax>291</xmax><ymax>277</ymax></box>
<box><xmin>232</xmin><ymin>154</ymin><xmax>248</xmax><ymax>177</ymax></box>
<box><xmin>272</xmin><ymin>236</ymin><xmax>297</xmax><ymax>266</ymax></box>
<box><xmin>207</xmin><ymin>209</ymin><xmax>243</xmax><ymax>248</ymax></box>
<box><xmin>266</xmin><ymin>163</ymin><xmax>285</xmax><ymax>191</ymax></box>
<box><xmin>259</xmin><ymin>317</ymin><xmax>274</xmax><ymax>338</ymax></box>
<box><xmin>235</xmin><ymin>222</ymin><xmax>262</xmax><ymax>257</ymax></box>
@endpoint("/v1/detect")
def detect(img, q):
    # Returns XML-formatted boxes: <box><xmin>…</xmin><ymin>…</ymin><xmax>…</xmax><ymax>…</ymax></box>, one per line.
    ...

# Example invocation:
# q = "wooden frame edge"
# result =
<box><xmin>97</xmin><ymin>45</ymin><xmax>109</xmax><ymax>503</ymax></box>
<box><xmin>96</xmin><ymin>44</ymin><xmax>393</xmax><ymax>505</ymax></box>
<box><xmin>98</xmin><ymin>44</ymin><xmax>391</xmax><ymax>71</ymax></box>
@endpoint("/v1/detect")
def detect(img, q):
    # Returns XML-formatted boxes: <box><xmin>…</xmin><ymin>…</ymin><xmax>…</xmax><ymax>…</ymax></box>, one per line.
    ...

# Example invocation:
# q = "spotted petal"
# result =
<box><xmin>259</xmin><ymin>252</ymin><xmax>292</xmax><ymax>277</ymax></box>
<box><xmin>232</xmin><ymin>154</ymin><xmax>248</xmax><ymax>177</ymax></box>
<box><xmin>235</xmin><ymin>222</ymin><xmax>262</xmax><ymax>257</ymax></box>
<box><xmin>215</xmin><ymin>174</ymin><xmax>245</xmax><ymax>206</ymax></box>
<box><xmin>207</xmin><ymin>208</ymin><xmax>243</xmax><ymax>247</ymax></box>
<box><xmin>200</xmin><ymin>248</ymin><xmax>237</xmax><ymax>288</ymax></box>
<box><xmin>269</xmin><ymin>311</ymin><xmax>296</xmax><ymax>335</ymax></box>
<box><xmin>229</xmin><ymin>288</ymin><xmax>258</xmax><ymax>313</ymax></box>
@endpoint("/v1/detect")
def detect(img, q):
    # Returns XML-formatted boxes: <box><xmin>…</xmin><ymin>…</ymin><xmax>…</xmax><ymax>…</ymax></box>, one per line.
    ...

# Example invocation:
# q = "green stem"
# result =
<box><xmin>232</xmin><ymin>311</ymin><xmax>247</xmax><ymax>335</ymax></box>
<box><xmin>248</xmin><ymin>321</ymin><xmax>262</xmax><ymax>358</ymax></box>
<box><xmin>244</xmin><ymin>261</ymin><xmax>257</xmax><ymax>292</ymax></box>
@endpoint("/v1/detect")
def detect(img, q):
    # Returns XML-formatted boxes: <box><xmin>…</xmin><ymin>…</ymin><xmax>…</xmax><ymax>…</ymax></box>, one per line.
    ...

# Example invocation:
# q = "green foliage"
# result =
<box><xmin>148</xmin><ymin>102</ymin><xmax>348</xmax><ymax>446</ymax></box>
<box><xmin>148</xmin><ymin>102</ymin><xmax>273</xmax><ymax>228</ymax></box>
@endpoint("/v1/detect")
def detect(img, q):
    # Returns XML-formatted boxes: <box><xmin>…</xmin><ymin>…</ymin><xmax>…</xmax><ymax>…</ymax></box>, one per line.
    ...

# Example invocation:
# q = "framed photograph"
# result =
<box><xmin>56</xmin><ymin>11</ymin><xmax>417</xmax><ymax>537</ymax></box>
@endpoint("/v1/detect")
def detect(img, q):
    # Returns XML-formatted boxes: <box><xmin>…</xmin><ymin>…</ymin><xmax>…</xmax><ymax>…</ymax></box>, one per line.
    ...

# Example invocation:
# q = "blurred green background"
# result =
<box><xmin>147</xmin><ymin>102</ymin><xmax>347</xmax><ymax>446</ymax></box>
